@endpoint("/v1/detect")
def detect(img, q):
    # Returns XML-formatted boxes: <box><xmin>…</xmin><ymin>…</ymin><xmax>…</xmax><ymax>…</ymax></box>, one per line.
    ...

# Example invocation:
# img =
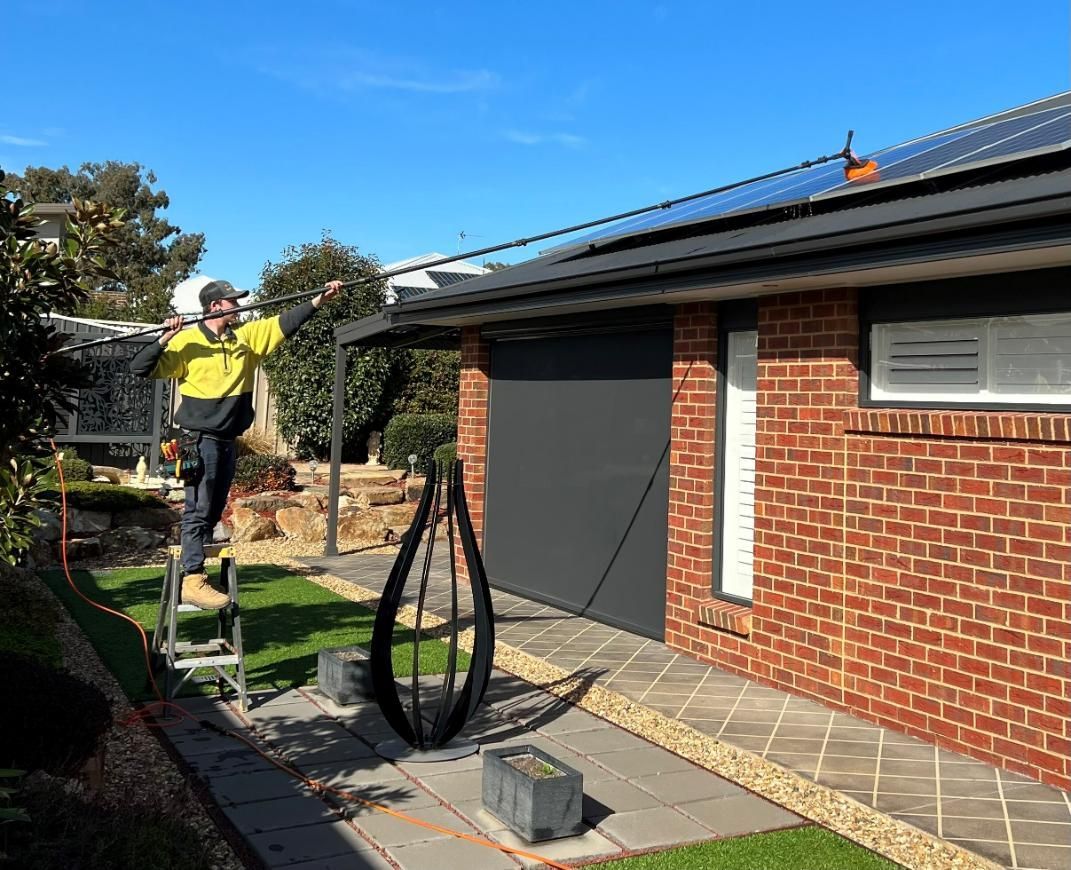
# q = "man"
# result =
<box><xmin>130</xmin><ymin>277</ymin><xmax>342</xmax><ymax>608</ymax></box>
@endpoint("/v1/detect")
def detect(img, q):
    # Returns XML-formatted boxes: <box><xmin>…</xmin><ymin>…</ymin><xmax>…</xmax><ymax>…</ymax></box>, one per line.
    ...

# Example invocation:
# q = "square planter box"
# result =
<box><xmin>482</xmin><ymin>745</ymin><xmax>584</xmax><ymax>842</ymax></box>
<box><xmin>317</xmin><ymin>645</ymin><xmax>374</xmax><ymax>705</ymax></box>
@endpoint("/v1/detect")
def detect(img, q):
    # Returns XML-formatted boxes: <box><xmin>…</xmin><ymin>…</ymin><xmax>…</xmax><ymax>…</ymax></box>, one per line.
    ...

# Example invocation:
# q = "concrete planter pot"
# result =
<box><xmin>482</xmin><ymin>745</ymin><xmax>584</xmax><ymax>842</ymax></box>
<box><xmin>317</xmin><ymin>646</ymin><xmax>374</xmax><ymax>705</ymax></box>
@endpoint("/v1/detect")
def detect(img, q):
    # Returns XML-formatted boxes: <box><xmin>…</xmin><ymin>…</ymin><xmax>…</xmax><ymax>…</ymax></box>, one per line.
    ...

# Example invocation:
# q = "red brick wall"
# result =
<box><xmin>456</xmin><ymin>327</ymin><xmax>490</xmax><ymax>572</ymax></box>
<box><xmin>663</xmin><ymin>288</ymin><xmax>1071</xmax><ymax>790</ymax></box>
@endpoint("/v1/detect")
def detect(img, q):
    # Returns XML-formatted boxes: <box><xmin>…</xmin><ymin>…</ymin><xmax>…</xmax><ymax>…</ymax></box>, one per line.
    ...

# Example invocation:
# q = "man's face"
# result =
<box><xmin>212</xmin><ymin>297</ymin><xmax>241</xmax><ymax>325</ymax></box>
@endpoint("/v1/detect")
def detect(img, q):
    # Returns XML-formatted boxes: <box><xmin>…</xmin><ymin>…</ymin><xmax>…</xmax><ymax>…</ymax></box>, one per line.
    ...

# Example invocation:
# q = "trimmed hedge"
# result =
<box><xmin>47</xmin><ymin>481</ymin><xmax>168</xmax><ymax>512</ymax></box>
<box><xmin>7</xmin><ymin>776</ymin><xmax>212</xmax><ymax>869</ymax></box>
<box><xmin>382</xmin><ymin>414</ymin><xmax>457</xmax><ymax>471</ymax></box>
<box><xmin>433</xmin><ymin>441</ymin><xmax>457</xmax><ymax>469</ymax></box>
<box><xmin>0</xmin><ymin>652</ymin><xmax>112</xmax><ymax>778</ymax></box>
<box><xmin>232</xmin><ymin>454</ymin><xmax>296</xmax><ymax>493</ymax></box>
<box><xmin>42</xmin><ymin>447</ymin><xmax>93</xmax><ymax>485</ymax></box>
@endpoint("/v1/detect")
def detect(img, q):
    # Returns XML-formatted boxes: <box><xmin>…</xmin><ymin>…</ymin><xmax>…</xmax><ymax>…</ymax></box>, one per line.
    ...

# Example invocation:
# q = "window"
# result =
<box><xmin>870</xmin><ymin>312</ymin><xmax>1071</xmax><ymax>405</ymax></box>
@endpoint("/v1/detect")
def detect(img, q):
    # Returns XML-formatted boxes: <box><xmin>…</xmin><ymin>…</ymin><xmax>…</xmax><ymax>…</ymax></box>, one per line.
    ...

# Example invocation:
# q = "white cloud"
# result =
<box><xmin>502</xmin><ymin>129</ymin><xmax>587</xmax><ymax>148</ymax></box>
<box><xmin>250</xmin><ymin>46</ymin><xmax>500</xmax><ymax>96</ymax></box>
<box><xmin>0</xmin><ymin>134</ymin><xmax>46</xmax><ymax>147</ymax></box>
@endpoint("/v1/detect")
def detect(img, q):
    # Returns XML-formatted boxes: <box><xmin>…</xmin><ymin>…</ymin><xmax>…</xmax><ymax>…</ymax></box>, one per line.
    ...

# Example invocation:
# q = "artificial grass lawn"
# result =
<box><xmin>593</xmin><ymin>826</ymin><xmax>898</xmax><ymax>869</ymax></box>
<box><xmin>40</xmin><ymin>564</ymin><xmax>469</xmax><ymax>700</ymax></box>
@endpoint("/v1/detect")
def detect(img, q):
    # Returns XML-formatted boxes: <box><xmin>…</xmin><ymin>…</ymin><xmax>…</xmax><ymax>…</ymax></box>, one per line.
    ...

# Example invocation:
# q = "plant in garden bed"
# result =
<box><xmin>231</xmin><ymin>454</ymin><xmax>296</xmax><ymax>495</ymax></box>
<box><xmin>0</xmin><ymin>172</ymin><xmax>124</xmax><ymax>567</ymax></box>
<box><xmin>382</xmin><ymin>413</ymin><xmax>457</xmax><ymax>471</ymax></box>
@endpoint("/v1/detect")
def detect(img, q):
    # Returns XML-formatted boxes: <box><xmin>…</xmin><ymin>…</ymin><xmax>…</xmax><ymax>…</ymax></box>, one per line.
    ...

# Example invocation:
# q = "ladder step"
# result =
<box><xmin>175</xmin><ymin>640</ymin><xmax>227</xmax><ymax>653</ymax></box>
<box><xmin>172</xmin><ymin>654</ymin><xmax>240</xmax><ymax>669</ymax></box>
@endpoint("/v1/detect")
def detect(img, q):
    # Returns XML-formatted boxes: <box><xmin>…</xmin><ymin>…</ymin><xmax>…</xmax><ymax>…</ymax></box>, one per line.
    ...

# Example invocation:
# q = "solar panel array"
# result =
<box><xmin>572</xmin><ymin>101</ymin><xmax>1070</xmax><ymax>246</ymax></box>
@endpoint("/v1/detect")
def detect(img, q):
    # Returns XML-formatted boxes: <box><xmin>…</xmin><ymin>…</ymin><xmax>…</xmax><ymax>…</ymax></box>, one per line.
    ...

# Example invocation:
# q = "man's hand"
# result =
<box><xmin>313</xmin><ymin>280</ymin><xmax>343</xmax><ymax>309</ymax></box>
<box><xmin>159</xmin><ymin>315</ymin><xmax>184</xmax><ymax>345</ymax></box>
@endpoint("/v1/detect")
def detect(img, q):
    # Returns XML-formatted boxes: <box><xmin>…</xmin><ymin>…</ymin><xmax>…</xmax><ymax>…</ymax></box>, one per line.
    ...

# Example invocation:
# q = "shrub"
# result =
<box><xmin>0</xmin><ymin>457</ymin><xmax>51</xmax><ymax>566</ymax></box>
<box><xmin>433</xmin><ymin>441</ymin><xmax>457</xmax><ymax>469</ymax></box>
<box><xmin>0</xmin><ymin>567</ymin><xmax>62</xmax><ymax>667</ymax></box>
<box><xmin>0</xmin><ymin>652</ymin><xmax>112</xmax><ymax>778</ymax></box>
<box><xmin>382</xmin><ymin>414</ymin><xmax>457</xmax><ymax>472</ymax></box>
<box><xmin>6</xmin><ymin>776</ymin><xmax>211</xmax><ymax>870</ymax></box>
<box><xmin>232</xmin><ymin>454</ymin><xmax>296</xmax><ymax>493</ymax></box>
<box><xmin>236</xmin><ymin>428</ymin><xmax>276</xmax><ymax>458</ymax></box>
<box><xmin>47</xmin><ymin>447</ymin><xmax>93</xmax><ymax>483</ymax></box>
<box><xmin>47</xmin><ymin>481</ymin><xmax>166</xmax><ymax>513</ymax></box>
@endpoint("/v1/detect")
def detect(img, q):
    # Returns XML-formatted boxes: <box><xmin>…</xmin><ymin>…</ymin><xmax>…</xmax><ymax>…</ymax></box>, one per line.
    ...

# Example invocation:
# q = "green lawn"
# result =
<box><xmin>592</xmin><ymin>826</ymin><xmax>899</xmax><ymax>869</ymax></box>
<box><xmin>39</xmin><ymin>565</ymin><xmax>469</xmax><ymax>700</ymax></box>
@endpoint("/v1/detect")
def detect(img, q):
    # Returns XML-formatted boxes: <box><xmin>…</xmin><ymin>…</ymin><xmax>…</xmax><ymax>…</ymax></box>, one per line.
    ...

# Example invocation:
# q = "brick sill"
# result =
<box><xmin>845</xmin><ymin>409</ymin><xmax>1071</xmax><ymax>443</ymax></box>
<box><xmin>697</xmin><ymin>599</ymin><xmax>752</xmax><ymax>637</ymax></box>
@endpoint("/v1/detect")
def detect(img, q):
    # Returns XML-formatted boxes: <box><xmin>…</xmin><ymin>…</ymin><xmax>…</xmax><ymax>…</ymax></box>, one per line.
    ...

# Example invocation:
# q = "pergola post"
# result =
<box><xmin>325</xmin><ymin>342</ymin><xmax>347</xmax><ymax>557</ymax></box>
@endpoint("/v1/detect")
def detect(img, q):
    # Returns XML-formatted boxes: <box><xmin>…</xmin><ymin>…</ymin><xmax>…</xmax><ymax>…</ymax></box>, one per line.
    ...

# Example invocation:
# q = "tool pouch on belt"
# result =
<box><xmin>175</xmin><ymin>434</ymin><xmax>204</xmax><ymax>486</ymax></box>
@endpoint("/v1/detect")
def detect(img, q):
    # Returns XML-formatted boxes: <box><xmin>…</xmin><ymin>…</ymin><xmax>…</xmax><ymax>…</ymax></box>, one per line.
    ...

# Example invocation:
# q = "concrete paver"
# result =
<box><xmin>596</xmin><ymin>805</ymin><xmax>715</xmax><ymax>849</ymax></box>
<box><xmin>222</xmin><ymin>795</ymin><xmax>338</xmax><ymax>834</ymax></box>
<box><xmin>679</xmin><ymin>794</ymin><xmax>804</xmax><ymax>836</ymax></box>
<box><xmin>245</xmin><ymin>819</ymin><xmax>374</xmax><ymax>867</ymax></box>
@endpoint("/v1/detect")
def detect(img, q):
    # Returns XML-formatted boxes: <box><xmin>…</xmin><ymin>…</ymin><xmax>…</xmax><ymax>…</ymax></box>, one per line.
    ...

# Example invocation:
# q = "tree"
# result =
<box><xmin>257</xmin><ymin>234</ymin><xmax>392</xmax><ymax>460</ymax></box>
<box><xmin>5</xmin><ymin>162</ymin><xmax>204</xmax><ymax>323</ymax></box>
<box><xmin>482</xmin><ymin>260</ymin><xmax>510</xmax><ymax>271</ymax></box>
<box><xmin>389</xmin><ymin>350</ymin><xmax>459</xmax><ymax>416</ymax></box>
<box><xmin>0</xmin><ymin>171</ymin><xmax>125</xmax><ymax>562</ymax></box>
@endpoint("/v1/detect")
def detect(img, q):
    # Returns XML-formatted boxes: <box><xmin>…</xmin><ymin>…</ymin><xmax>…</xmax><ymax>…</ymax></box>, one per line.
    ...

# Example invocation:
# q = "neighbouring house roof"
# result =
<box><xmin>338</xmin><ymin>93</ymin><xmax>1071</xmax><ymax>349</ymax></box>
<box><xmin>384</xmin><ymin>253</ymin><xmax>489</xmax><ymax>303</ymax></box>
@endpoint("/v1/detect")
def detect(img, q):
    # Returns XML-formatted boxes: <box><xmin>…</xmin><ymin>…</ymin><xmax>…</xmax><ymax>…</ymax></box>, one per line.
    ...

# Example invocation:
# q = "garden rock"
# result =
<box><xmin>337</xmin><ymin>495</ymin><xmax>359</xmax><ymax>514</ymax></box>
<box><xmin>230</xmin><ymin>506</ymin><xmax>278</xmax><ymax>542</ymax></box>
<box><xmin>288</xmin><ymin>492</ymin><xmax>323</xmax><ymax>510</ymax></box>
<box><xmin>337</xmin><ymin>512</ymin><xmax>388</xmax><ymax>543</ymax></box>
<box><xmin>352</xmin><ymin>486</ymin><xmax>404</xmax><ymax>508</ymax></box>
<box><xmin>376</xmin><ymin>504</ymin><xmax>419</xmax><ymax>534</ymax></box>
<box><xmin>114</xmin><ymin>507</ymin><xmax>177</xmax><ymax>530</ymax></box>
<box><xmin>233</xmin><ymin>494</ymin><xmax>293</xmax><ymax>512</ymax></box>
<box><xmin>213</xmin><ymin>521</ymin><xmax>232</xmax><ymax>543</ymax></box>
<box><xmin>63</xmin><ymin>537</ymin><xmax>103</xmax><ymax>560</ymax></box>
<box><xmin>101</xmin><ymin>527</ymin><xmax>165</xmax><ymax>552</ymax></box>
<box><xmin>91</xmin><ymin>465</ymin><xmax>123</xmax><ymax>484</ymax></box>
<box><xmin>68</xmin><ymin>508</ymin><xmax>111</xmax><ymax>535</ymax></box>
<box><xmin>275</xmin><ymin>507</ymin><xmax>326</xmax><ymax>542</ymax></box>
<box><xmin>33</xmin><ymin>509</ymin><xmax>62</xmax><ymax>543</ymax></box>
<box><xmin>405</xmin><ymin>477</ymin><xmax>426</xmax><ymax>502</ymax></box>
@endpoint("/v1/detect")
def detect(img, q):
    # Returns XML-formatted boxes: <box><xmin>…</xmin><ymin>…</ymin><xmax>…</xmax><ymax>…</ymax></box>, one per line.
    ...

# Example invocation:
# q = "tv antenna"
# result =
<box><xmin>457</xmin><ymin>230</ymin><xmax>482</xmax><ymax>254</ymax></box>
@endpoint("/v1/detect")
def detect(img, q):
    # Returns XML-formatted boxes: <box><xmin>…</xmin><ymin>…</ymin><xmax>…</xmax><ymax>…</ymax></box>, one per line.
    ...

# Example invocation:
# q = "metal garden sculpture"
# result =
<box><xmin>369</xmin><ymin>459</ymin><xmax>495</xmax><ymax>760</ymax></box>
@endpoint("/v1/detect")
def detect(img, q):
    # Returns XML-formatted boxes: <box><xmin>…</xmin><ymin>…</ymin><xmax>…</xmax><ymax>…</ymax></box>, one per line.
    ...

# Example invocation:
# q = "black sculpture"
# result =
<box><xmin>369</xmin><ymin>459</ymin><xmax>495</xmax><ymax>760</ymax></box>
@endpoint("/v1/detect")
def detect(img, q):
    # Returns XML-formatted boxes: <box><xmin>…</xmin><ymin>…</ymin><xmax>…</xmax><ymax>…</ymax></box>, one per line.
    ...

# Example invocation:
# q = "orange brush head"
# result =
<box><xmin>844</xmin><ymin>156</ymin><xmax>880</xmax><ymax>183</ymax></box>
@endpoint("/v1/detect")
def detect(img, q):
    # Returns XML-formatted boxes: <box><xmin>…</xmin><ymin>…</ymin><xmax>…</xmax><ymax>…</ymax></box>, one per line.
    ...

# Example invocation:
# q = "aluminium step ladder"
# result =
<box><xmin>151</xmin><ymin>544</ymin><xmax>249</xmax><ymax>711</ymax></box>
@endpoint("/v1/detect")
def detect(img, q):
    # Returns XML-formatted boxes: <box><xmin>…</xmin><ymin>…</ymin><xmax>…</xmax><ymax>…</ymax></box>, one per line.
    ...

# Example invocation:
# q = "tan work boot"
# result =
<box><xmin>181</xmin><ymin>572</ymin><xmax>231</xmax><ymax>609</ymax></box>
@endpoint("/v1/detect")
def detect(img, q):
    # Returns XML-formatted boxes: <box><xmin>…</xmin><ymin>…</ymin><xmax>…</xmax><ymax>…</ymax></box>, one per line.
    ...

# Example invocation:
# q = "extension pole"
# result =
<box><xmin>51</xmin><ymin>131</ymin><xmax>862</xmax><ymax>357</ymax></box>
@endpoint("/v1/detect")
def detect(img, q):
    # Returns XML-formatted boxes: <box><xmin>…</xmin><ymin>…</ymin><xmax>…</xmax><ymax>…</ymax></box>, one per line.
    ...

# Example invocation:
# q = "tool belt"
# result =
<box><xmin>160</xmin><ymin>433</ymin><xmax>204</xmax><ymax>486</ymax></box>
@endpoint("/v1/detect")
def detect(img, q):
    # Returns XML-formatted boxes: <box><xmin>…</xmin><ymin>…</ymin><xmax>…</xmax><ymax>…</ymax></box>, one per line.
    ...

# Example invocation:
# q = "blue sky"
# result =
<box><xmin>5</xmin><ymin>1</ymin><xmax>1068</xmax><ymax>296</ymax></box>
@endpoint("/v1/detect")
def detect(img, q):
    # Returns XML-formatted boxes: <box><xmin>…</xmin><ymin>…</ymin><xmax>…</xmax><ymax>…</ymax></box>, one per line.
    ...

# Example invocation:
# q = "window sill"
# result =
<box><xmin>697</xmin><ymin>599</ymin><xmax>752</xmax><ymax>637</ymax></box>
<box><xmin>845</xmin><ymin>409</ymin><xmax>1071</xmax><ymax>443</ymax></box>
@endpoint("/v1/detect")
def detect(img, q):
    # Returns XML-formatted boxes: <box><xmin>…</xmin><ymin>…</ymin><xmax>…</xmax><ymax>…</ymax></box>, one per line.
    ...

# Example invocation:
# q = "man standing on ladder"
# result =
<box><xmin>130</xmin><ymin>278</ymin><xmax>342</xmax><ymax>609</ymax></box>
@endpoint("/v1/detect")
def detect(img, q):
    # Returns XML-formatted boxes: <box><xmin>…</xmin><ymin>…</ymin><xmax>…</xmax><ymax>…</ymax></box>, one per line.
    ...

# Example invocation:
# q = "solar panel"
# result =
<box><xmin>569</xmin><ymin>97</ymin><xmax>1070</xmax><ymax>247</ymax></box>
<box><xmin>426</xmin><ymin>270</ymin><xmax>478</xmax><ymax>288</ymax></box>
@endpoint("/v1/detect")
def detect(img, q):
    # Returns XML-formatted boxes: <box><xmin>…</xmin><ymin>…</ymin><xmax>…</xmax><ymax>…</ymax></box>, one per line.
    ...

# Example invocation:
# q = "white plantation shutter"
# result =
<box><xmin>720</xmin><ymin>330</ymin><xmax>757</xmax><ymax>601</ymax></box>
<box><xmin>871</xmin><ymin>313</ymin><xmax>1071</xmax><ymax>404</ymax></box>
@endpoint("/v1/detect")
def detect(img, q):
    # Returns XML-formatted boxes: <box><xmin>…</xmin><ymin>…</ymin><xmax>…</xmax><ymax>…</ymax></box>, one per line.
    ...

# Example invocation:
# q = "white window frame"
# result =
<box><xmin>870</xmin><ymin>311</ymin><xmax>1071</xmax><ymax>405</ymax></box>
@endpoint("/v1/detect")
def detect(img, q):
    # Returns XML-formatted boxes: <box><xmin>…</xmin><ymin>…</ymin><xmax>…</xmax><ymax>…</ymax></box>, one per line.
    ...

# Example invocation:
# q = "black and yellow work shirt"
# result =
<box><xmin>129</xmin><ymin>302</ymin><xmax>316</xmax><ymax>439</ymax></box>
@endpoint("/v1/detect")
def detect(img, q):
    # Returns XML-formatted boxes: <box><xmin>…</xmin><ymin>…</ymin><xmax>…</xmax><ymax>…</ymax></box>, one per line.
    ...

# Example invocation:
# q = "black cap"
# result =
<box><xmin>198</xmin><ymin>279</ymin><xmax>249</xmax><ymax>309</ymax></box>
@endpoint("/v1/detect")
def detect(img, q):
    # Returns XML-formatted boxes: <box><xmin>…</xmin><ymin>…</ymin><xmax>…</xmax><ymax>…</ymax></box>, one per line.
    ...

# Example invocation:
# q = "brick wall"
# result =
<box><xmin>456</xmin><ymin>327</ymin><xmax>490</xmax><ymax>573</ymax></box>
<box><xmin>663</xmin><ymin>288</ymin><xmax>1071</xmax><ymax>790</ymax></box>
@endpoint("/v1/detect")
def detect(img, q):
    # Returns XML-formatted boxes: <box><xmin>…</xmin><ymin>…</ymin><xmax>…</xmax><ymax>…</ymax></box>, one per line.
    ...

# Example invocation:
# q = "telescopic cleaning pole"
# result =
<box><xmin>51</xmin><ymin>131</ymin><xmax>866</xmax><ymax>357</ymax></box>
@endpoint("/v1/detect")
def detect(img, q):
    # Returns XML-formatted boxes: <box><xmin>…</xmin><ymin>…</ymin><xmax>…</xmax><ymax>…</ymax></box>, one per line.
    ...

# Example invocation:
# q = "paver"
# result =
<box><xmin>632</xmin><ymin>768</ymin><xmax>744</xmax><ymax>804</ymax></box>
<box><xmin>223</xmin><ymin>795</ymin><xmax>338</xmax><ymax>834</ymax></box>
<box><xmin>678</xmin><ymin>794</ymin><xmax>803</xmax><ymax>836</ymax></box>
<box><xmin>491</xmin><ymin>826</ymin><xmax>622</xmax><ymax>868</ymax></box>
<box><xmin>245</xmin><ymin>819</ymin><xmax>374</xmax><ymax>867</ymax></box>
<box><xmin>387</xmin><ymin>835</ymin><xmax>517</xmax><ymax>870</ymax></box>
<box><xmin>353</xmin><ymin>805</ymin><xmax>470</xmax><ymax>846</ymax></box>
<box><xmin>595</xmin><ymin>805</ymin><xmax>713</xmax><ymax>849</ymax></box>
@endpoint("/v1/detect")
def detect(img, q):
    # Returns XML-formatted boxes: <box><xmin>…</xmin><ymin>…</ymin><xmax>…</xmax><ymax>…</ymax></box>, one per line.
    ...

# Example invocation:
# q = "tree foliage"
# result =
<box><xmin>389</xmin><ymin>350</ymin><xmax>459</xmax><ymax>415</ymax></box>
<box><xmin>5</xmin><ymin>162</ymin><xmax>204</xmax><ymax>323</ymax></box>
<box><xmin>482</xmin><ymin>260</ymin><xmax>510</xmax><ymax>271</ymax></box>
<box><xmin>257</xmin><ymin>234</ymin><xmax>391</xmax><ymax>460</ymax></box>
<box><xmin>0</xmin><ymin>171</ymin><xmax>125</xmax><ymax>563</ymax></box>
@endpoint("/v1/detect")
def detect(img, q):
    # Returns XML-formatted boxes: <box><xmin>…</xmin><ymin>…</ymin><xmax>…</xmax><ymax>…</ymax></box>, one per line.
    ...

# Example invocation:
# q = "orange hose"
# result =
<box><xmin>47</xmin><ymin>441</ymin><xmax>572</xmax><ymax>868</ymax></box>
